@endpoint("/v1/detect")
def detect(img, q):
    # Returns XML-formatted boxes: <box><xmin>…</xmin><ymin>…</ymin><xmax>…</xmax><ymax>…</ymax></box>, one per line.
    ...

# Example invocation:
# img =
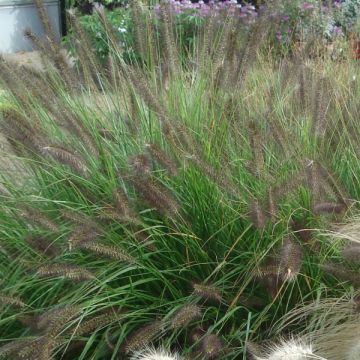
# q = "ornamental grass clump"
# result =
<box><xmin>0</xmin><ymin>0</ymin><xmax>360</xmax><ymax>359</ymax></box>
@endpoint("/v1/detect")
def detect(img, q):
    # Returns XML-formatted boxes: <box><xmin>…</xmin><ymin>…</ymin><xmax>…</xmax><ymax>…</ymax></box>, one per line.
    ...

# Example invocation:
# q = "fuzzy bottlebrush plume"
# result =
<box><xmin>292</xmin><ymin>220</ymin><xmax>321</xmax><ymax>255</ymax></box>
<box><xmin>129</xmin><ymin>154</ymin><xmax>153</xmax><ymax>176</ymax></box>
<box><xmin>41</xmin><ymin>146</ymin><xmax>89</xmax><ymax>178</ymax></box>
<box><xmin>352</xmin><ymin>294</ymin><xmax>360</xmax><ymax>312</ymax></box>
<box><xmin>145</xmin><ymin>143</ymin><xmax>179</xmax><ymax>176</ymax></box>
<box><xmin>278</xmin><ymin>237</ymin><xmax>304</xmax><ymax>282</ymax></box>
<box><xmin>9</xmin><ymin>336</ymin><xmax>62</xmax><ymax>360</ymax></box>
<box><xmin>33</xmin><ymin>0</ymin><xmax>77</xmax><ymax>90</ymax></box>
<box><xmin>159</xmin><ymin>0</ymin><xmax>179</xmax><ymax>78</ymax></box>
<box><xmin>318</xmin><ymin>163</ymin><xmax>349</xmax><ymax>207</ymax></box>
<box><xmin>131</xmin><ymin>177</ymin><xmax>179</xmax><ymax>217</ymax></box>
<box><xmin>16</xmin><ymin>336</ymin><xmax>62</xmax><ymax>360</ymax></box>
<box><xmin>130</xmin><ymin>0</ymin><xmax>148</xmax><ymax>60</ymax></box>
<box><xmin>313</xmin><ymin>202</ymin><xmax>346</xmax><ymax>215</ymax></box>
<box><xmin>18</xmin><ymin>54</ymin><xmax>68</xmax><ymax>107</ymax></box>
<box><xmin>297</xmin><ymin>64</ymin><xmax>309</xmax><ymax>111</ymax></box>
<box><xmin>250</xmin><ymin>199</ymin><xmax>267</xmax><ymax>230</ymax></box>
<box><xmin>123</xmin><ymin>321</ymin><xmax>163</xmax><ymax>354</ymax></box>
<box><xmin>1</xmin><ymin>109</ymin><xmax>45</xmax><ymax>154</ymax></box>
<box><xmin>61</xmin><ymin>208</ymin><xmax>103</xmax><ymax>231</ymax></box>
<box><xmin>254</xmin><ymin>339</ymin><xmax>326</xmax><ymax>360</ymax></box>
<box><xmin>67</xmin><ymin>224</ymin><xmax>100</xmax><ymax>251</ymax></box>
<box><xmin>304</xmin><ymin>159</ymin><xmax>348</xmax><ymax>211</ymax></box>
<box><xmin>291</xmin><ymin>219</ymin><xmax>313</xmax><ymax>245</ymax></box>
<box><xmin>256</xmin><ymin>256</ymin><xmax>283</xmax><ymax>300</ymax></box>
<box><xmin>217</xmin><ymin>26</ymin><xmax>239</xmax><ymax>90</ymax></box>
<box><xmin>234</xmin><ymin>21</ymin><xmax>263</xmax><ymax>89</ymax></box>
<box><xmin>67</xmin><ymin>10</ymin><xmax>101</xmax><ymax>89</ymax></box>
<box><xmin>189</xmin><ymin>326</ymin><xmax>206</xmax><ymax>345</ymax></box>
<box><xmin>77</xmin><ymin>241</ymin><xmax>135</xmax><ymax>264</ymax></box>
<box><xmin>320</xmin><ymin>262</ymin><xmax>360</xmax><ymax>287</ymax></box>
<box><xmin>212</xmin><ymin>8</ymin><xmax>235</xmax><ymax>65</ymax></box>
<box><xmin>36</xmin><ymin>305</ymin><xmax>81</xmax><ymax>332</ymax></box>
<box><xmin>33</xmin><ymin>0</ymin><xmax>56</xmax><ymax>45</ymax></box>
<box><xmin>71</xmin><ymin>307</ymin><xmax>123</xmax><ymax>336</ymax></box>
<box><xmin>35</xmin><ymin>263</ymin><xmax>96</xmax><ymax>281</ymax></box>
<box><xmin>259</xmin><ymin>275</ymin><xmax>282</xmax><ymax>300</ymax></box>
<box><xmin>246</xmin><ymin>340</ymin><xmax>265</xmax><ymax>360</ymax></box>
<box><xmin>0</xmin><ymin>293</ymin><xmax>26</xmax><ymax>308</ymax></box>
<box><xmin>113</xmin><ymin>187</ymin><xmax>139</xmax><ymax>223</ymax></box>
<box><xmin>23</xmin><ymin>28</ymin><xmax>52</xmax><ymax>61</ymax></box>
<box><xmin>130</xmin><ymin>347</ymin><xmax>182</xmax><ymax>360</ymax></box>
<box><xmin>25</xmin><ymin>235</ymin><xmax>60</xmax><ymax>258</ymax></box>
<box><xmin>264</xmin><ymin>112</ymin><xmax>297</xmax><ymax>159</ymax></box>
<box><xmin>21</xmin><ymin>206</ymin><xmax>59</xmax><ymax>232</ymax></box>
<box><xmin>161</xmin><ymin>119</ymin><xmax>197</xmax><ymax>155</ymax></box>
<box><xmin>170</xmin><ymin>304</ymin><xmax>202</xmax><ymax>329</ymax></box>
<box><xmin>256</xmin><ymin>261</ymin><xmax>280</xmax><ymax>279</ymax></box>
<box><xmin>126</xmin><ymin>66</ymin><xmax>165</xmax><ymax>117</ymax></box>
<box><xmin>97</xmin><ymin>205</ymin><xmax>140</xmax><ymax>226</ymax></box>
<box><xmin>0</xmin><ymin>59</ymin><xmax>32</xmax><ymax>107</ymax></box>
<box><xmin>342</xmin><ymin>245</ymin><xmax>360</xmax><ymax>263</ymax></box>
<box><xmin>127</xmin><ymin>92</ymin><xmax>141</xmax><ymax>132</ymax></box>
<box><xmin>211</xmin><ymin>15</ymin><xmax>236</xmax><ymax>90</ymax></box>
<box><xmin>16</xmin><ymin>314</ymin><xmax>39</xmax><ymax>330</ymax></box>
<box><xmin>34</xmin><ymin>306</ymin><xmax>82</xmax><ymax>350</ymax></box>
<box><xmin>0</xmin><ymin>339</ymin><xmax>32</xmax><ymax>358</ymax></box>
<box><xmin>23</xmin><ymin>32</ymin><xmax>76</xmax><ymax>87</ymax></box>
<box><xmin>198</xmin><ymin>333</ymin><xmax>225</xmax><ymax>359</ymax></box>
<box><xmin>191</xmin><ymin>283</ymin><xmax>222</xmax><ymax>304</ymax></box>
<box><xmin>312</xmin><ymin>77</ymin><xmax>331</xmax><ymax>139</ymax></box>
<box><xmin>198</xmin><ymin>13</ymin><xmax>216</xmax><ymax>66</ymax></box>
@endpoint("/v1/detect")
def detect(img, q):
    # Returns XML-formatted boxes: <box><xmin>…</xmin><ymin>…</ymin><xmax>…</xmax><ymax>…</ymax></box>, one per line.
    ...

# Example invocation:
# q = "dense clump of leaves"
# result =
<box><xmin>0</xmin><ymin>1</ymin><xmax>360</xmax><ymax>359</ymax></box>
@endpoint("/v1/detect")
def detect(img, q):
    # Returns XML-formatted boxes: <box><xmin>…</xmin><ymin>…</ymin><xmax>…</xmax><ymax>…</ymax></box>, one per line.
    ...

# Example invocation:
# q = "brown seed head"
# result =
<box><xmin>192</xmin><ymin>283</ymin><xmax>222</xmax><ymax>303</ymax></box>
<box><xmin>170</xmin><ymin>304</ymin><xmax>202</xmax><ymax>329</ymax></box>
<box><xmin>199</xmin><ymin>334</ymin><xmax>225</xmax><ymax>359</ymax></box>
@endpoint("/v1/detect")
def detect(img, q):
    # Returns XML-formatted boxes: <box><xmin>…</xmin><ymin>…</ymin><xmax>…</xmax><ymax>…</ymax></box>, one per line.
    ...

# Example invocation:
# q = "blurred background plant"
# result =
<box><xmin>65</xmin><ymin>0</ymin><xmax>129</xmax><ymax>14</ymax></box>
<box><xmin>62</xmin><ymin>7</ymin><xmax>134</xmax><ymax>61</ymax></box>
<box><xmin>62</xmin><ymin>0</ymin><xmax>360</xmax><ymax>62</ymax></box>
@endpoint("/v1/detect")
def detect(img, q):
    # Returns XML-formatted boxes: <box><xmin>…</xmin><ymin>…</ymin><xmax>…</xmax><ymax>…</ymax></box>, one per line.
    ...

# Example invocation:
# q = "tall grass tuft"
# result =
<box><xmin>0</xmin><ymin>0</ymin><xmax>360</xmax><ymax>358</ymax></box>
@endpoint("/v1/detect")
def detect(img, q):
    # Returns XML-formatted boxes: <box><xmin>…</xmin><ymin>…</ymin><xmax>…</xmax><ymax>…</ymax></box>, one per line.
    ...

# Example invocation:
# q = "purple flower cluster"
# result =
<box><xmin>151</xmin><ymin>0</ymin><xmax>351</xmax><ymax>46</ymax></box>
<box><xmin>301</xmin><ymin>2</ymin><xmax>315</xmax><ymax>11</ymax></box>
<box><xmin>154</xmin><ymin>0</ymin><xmax>258</xmax><ymax>19</ymax></box>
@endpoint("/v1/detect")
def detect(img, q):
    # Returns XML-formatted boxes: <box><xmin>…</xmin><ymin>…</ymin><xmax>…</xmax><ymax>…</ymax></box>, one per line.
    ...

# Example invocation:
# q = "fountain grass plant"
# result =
<box><xmin>0</xmin><ymin>0</ymin><xmax>360</xmax><ymax>359</ymax></box>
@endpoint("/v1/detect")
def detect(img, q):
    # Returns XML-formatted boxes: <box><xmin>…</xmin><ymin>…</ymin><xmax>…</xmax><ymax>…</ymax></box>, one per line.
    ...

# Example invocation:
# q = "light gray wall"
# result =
<box><xmin>0</xmin><ymin>0</ymin><xmax>61</xmax><ymax>53</ymax></box>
